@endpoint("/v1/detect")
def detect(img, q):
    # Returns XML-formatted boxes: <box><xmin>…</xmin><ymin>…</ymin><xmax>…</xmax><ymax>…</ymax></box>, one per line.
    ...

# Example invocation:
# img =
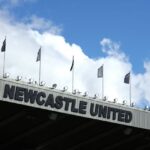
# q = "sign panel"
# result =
<box><xmin>0</xmin><ymin>78</ymin><xmax>150</xmax><ymax>130</ymax></box>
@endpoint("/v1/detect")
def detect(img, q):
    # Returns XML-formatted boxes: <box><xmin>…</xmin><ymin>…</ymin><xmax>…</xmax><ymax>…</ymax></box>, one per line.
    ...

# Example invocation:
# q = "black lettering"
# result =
<box><xmin>90</xmin><ymin>103</ymin><xmax>98</xmax><ymax>116</ymax></box>
<box><xmin>99</xmin><ymin>105</ymin><xmax>107</xmax><ymax>118</ymax></box>
<box><xmin>3</xmin><ymin>84</ymin><xmax>15</xmax><ymax>99</ymax></box>
<box><xmin>45</xmin><ymin>94</ymin><xmax>55</xmax><ymax>108</ymax></box>
<box><xmin>71</xmin><ymin>99</ymin><xmax>78</xmax><ymax>113</ymax></box>
<box><xmin>118</xmin><ymin>110</ymin><xmax>125</xmax><ymax>122</ymax></box>
<box><xmin>36</xmin><ymin>92</ymin><xmax>46</xmax><ymax>105</ymax></box>
<box><xmin>63</xmin><ymin>97</ymin><xmax>71</xmax><ymax>111</ymax></box>
<box><xmin>14</xmin><ymin>87</ymin><xmax>25</xmax><ymax>101</ymax></box>
<box><xmin>24</xmin><ymin>89</ymin><xmax>37</xmax><ymax>104</ymax></box>
<box><xmin>79</xmin><ymin>101</ymin><xmax>87</xmax><ymax>114</ymax></box>
<box><xmin>107</xmin><ymin>107</ymin><xmax>119</xmax><ymax>120</ymax></box>
<box><xmin>125</xmin><ymin>111</ymin><xmax>132</xmax><ymax>123</ymax></box>
<box><xmin>55</xmin><ymin>96</ymin><xmax>63</xmax><ymax>109</ymax></box>
<box><xmin>107</xmin><ymin>107</ymin><xmax>112</xmax><ymax>119</ymax></box>
<box><xmin>112</xmin><ymin>108</ymin><xmax>119</xmax><ymax>120</ymax></box>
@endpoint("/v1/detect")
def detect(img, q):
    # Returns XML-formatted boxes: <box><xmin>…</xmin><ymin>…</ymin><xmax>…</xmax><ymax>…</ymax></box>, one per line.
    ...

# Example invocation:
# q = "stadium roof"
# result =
<box><xmin>0</xmin><ymin>77</ymin><xmax>150</xmax><ymax>150</ymax></box>
<box><xmin>0</xmin><ymin>101</ymin><xmax>150</xmax><ymax>150</ymax></box>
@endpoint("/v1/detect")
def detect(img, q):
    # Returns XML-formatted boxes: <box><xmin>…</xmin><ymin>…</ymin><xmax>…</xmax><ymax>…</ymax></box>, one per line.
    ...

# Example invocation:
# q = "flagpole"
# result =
<box><xmin>129</xmin><ymin>73</ymin><xmax>131</xmax><ymax>106</ymax></box>
<box><xmin>2</xmin><ymin>52</ymin><xmax>5</xmax><ymax>76</ymax></box>
<box><xmin>70</xmin><ymin>56</ymin><xmax>74</xmax><ymax>93</ymax></box>
<box><xmin>102</xmin><ymin>73</ymin><xmax>104</xmax><ymax>99</ymax></box>
<box><xmin>102</xmin><ymin>64</ymin><xmax>104</xmax><ymax>99</ymax></box>
<box><xmin>37</xmin><ymin>47</ymin><xmax>41</xmax><ymax>85</ymax></box>
<box><xmin>72</xmin><ymin>63</ymin><xmax>74</xmax><ymax>93</ymax></box>
<box><xmin>39</xmin><ymin>58</ymin><xmax>41</xmax><ymax>85</ymax></box>
<box><xmin>2</xmin><ymin>37</ymin><xmax>6</xmax><ymax>77</ymax></box>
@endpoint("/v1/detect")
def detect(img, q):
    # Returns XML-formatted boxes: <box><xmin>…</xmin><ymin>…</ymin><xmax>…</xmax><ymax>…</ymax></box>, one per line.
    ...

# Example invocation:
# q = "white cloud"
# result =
<box><xmin>100</xmin><ymin>38</ymin><xmax>127</xmax><ymax>61</ymax></box>
<box><xmin>23</xmin><ymin>15</ymin><xmax>62</xmax><ymax>34</ymax></box>
<box><xmin>0</xmin><ymin>11</ymin><xmax>150</xmax><ymax>108</ymax></box>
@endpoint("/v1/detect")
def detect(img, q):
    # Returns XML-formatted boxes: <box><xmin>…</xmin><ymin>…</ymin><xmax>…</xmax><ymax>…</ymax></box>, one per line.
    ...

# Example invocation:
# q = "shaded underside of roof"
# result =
<box><xmin>0</xmin><ymin>101</ymin><xmax>150</xmax><ymax>150</ymax></box>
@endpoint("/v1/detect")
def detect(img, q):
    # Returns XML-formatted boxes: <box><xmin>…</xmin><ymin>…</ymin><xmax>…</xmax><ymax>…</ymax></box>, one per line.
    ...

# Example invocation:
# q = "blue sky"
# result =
<box><xmin>0</xmin><ymin>0</ymin><xmax>150</xmax><ymax>107</ymax></box>
<box><xmin>3</xmin><ymin>0</ymin><xmax>150</xmax><ymax>73</ymax></box>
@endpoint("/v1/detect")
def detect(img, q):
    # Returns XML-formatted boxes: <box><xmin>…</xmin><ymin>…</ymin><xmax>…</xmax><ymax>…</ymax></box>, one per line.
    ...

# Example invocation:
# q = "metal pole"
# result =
<box><xmin>72</xmin><ymin>62</ymin><xmax>74</xmax><ymax>93</ymax></box>
<box><xmin>102</xmin><ymin>64</ymin><xmax>104</xmax><ymax>99</ymax></box>
<box><xmin>129</xmin><ymin>73</ymin><xmax>131</xmax><ymax>106</ymax></box>
<box><xmin>3</xmin><ymin>51</ymin><xmax>5</xmax><ymax>77</ymax></box>
<box><xmin>39</xmin><ymin>58</ymin><xmax>41</xmax><ymax>85</ymax></box>
<box><xmin>102</xmin><ymin>76</ymin><xmax>104</xmax><ymax>99</ymax></box>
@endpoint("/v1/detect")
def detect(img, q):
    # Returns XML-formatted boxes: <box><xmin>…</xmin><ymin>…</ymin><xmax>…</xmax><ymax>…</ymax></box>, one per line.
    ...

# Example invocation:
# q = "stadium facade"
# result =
<box><xmin>0</xmin><ymin>76</ymin><xmax>150</xmax><ymax>150</ymax></box>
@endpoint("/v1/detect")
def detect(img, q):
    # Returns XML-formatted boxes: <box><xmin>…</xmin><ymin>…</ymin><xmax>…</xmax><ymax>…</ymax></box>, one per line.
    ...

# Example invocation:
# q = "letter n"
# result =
<box><xmin>3</xmin><ymin>84</ymin><xmax>15</xmax><ymax>99</ymax></box>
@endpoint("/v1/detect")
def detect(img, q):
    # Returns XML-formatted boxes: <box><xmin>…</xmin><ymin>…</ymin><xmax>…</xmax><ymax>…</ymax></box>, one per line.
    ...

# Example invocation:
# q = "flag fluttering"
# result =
<box><xmin>1</xmin><ymin>38</ymin><xmax>6</xmax><ymax>52</ymax></box>
<box><xmin>97</xmin><ymin>65</ymin><xmax>103</xmax><ymax>78</ymax></box>
<box><xmin>70</xmin><ymin>56</ymin><xmax>74</xmax><ymax>71</ymax></box>
<box><xmin>36</xmin><ymin>47</ymin><xmax>41</xmax><ymax>62</ymax></box>
<box><xmin>124</xmin><ymin>72</ymin><xmax>130</xmax><ymax>84</ymax></box>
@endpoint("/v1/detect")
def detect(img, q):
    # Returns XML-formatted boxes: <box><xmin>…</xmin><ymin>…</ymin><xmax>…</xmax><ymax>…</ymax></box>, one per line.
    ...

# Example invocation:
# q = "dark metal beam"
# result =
<box><xmin>102</xmin><ymin>132</ymin><xmax>146</xmax><ymax>150</ymax></box>
<box><xmin>135</xmin><ymin>142</ymin><xmax>150</xmax><ymax>150</ymax></box>
<box><xmin>0</xmin><ymin>111</ymin><xmax>26</xmax><ymax>128</ymax></box>
<box><xmin>35</xmin><ymin>121</ymin><xmax>95</xmax><ymax>150</ymax></box>
<box><xmin>0</xmin><ymin>120</ymin><xmax>53</xmax><ymax>150</ymax></box>
<box><xmin>67</xmin><ymin>126</ymin><xmax>123</xmax><ymax>150</ymax></box>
